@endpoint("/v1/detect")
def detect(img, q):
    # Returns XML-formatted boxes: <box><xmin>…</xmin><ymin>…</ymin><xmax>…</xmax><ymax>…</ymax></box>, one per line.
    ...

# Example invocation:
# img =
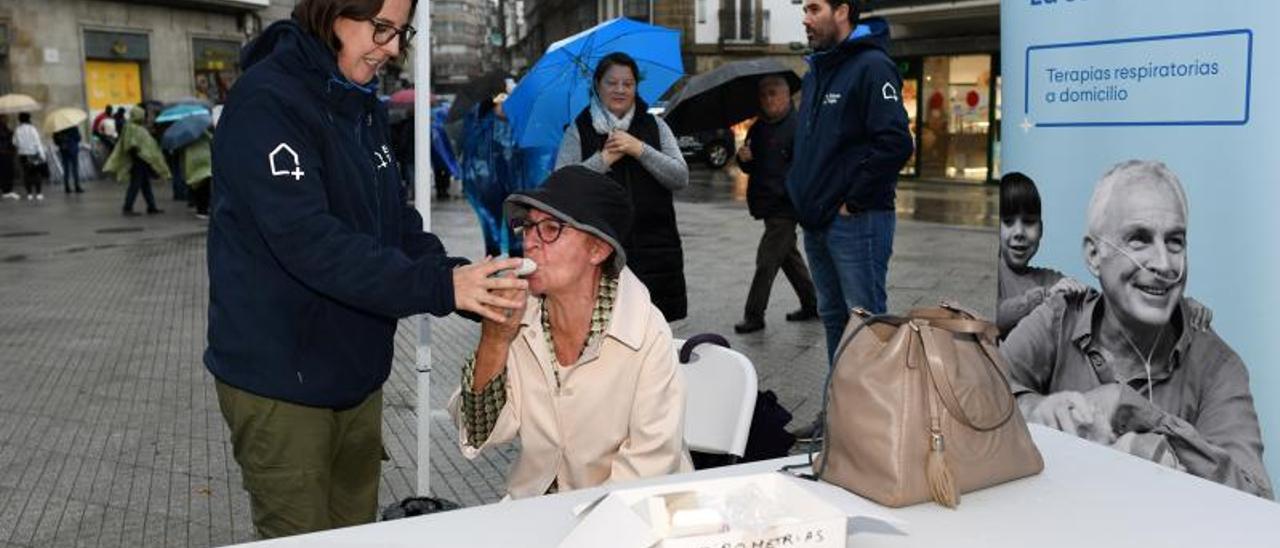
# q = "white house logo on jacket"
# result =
<box><xmin>823</xmin><ymin>92</ymin><xmax>842</xmax><ymax>105</ymax></box>
<box><xmin>268</xmin><ymin>143</ymin><xmax>305</xmax><ymax>181</ymax></box>
<box><xmin>882</xmin><ymin>82</ymin><xmax>899</xmax><ymax>102</ymax></box>
<box><xmin>373</xmin><ymin>144</ymin><xmax>391</xmax><ymax>170</ymax></box>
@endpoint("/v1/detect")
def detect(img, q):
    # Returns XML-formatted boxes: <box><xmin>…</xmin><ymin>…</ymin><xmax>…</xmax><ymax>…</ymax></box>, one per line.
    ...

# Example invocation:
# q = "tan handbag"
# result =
<box><xmin>812</xmin><ymin>303</ymin><xmax>1043</xmax><ymax>508</ymax></box>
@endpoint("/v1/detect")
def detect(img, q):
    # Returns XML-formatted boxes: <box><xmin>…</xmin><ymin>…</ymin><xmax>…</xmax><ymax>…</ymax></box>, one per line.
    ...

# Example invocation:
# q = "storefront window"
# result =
<box><xmin>899</xmin><ymin>77</ymin><xmax>918</xmax><ymax>176</ymax></box>
<box><xmin>83</xmin><ymin>30</ymin><xmax>149</xmax><ymax>112</ymax></box>
<box><xmin>85</xmin><ymin>60</ymin><xmax>142</xmax><ymax>111</ymax></box>
<box><xmin>898</xmin><ymin>58</ymin><xmax>920</xmax><ymax>177</ymax></box>
<box><xmin>919</xmin><ymin>54</ymin><xmax>992</xmax><ymax>181</ymax></box>
<box><xmin>192</xmin><ymin>38</ymin><xmax>241</xmax><ymax>105</ymax></box>
<box><xmin>991</xmin><ymin>74</ymin><xmax>1002</xmax><ymax>179</ymax></box>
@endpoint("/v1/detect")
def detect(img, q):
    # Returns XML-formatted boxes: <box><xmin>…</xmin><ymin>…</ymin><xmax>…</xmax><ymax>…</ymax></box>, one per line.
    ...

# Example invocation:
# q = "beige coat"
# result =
<box><xmin>449</xmin><ymin>269</ymin><xmax>693</xmax><ymax>499</ymax></box>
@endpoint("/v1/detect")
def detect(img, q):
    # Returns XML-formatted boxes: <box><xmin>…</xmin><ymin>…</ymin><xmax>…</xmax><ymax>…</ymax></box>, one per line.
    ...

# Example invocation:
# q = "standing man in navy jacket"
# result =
<box><xmin>789</xmin><ymin>0</ymin><xmax>913</xmax><ymax>439</ymax></box>
<box><xmin>206</xmin><ymin>0</ymin><xmax>526</xmax><ymax>538</ymax></box>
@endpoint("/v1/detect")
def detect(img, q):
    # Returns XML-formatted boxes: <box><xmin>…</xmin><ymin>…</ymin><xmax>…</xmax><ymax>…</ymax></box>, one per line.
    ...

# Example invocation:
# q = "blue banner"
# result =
<box><xmin>1001</xmin><ymin>0</ymin><xmax>1278</xmax><ymax>498</ymax></box>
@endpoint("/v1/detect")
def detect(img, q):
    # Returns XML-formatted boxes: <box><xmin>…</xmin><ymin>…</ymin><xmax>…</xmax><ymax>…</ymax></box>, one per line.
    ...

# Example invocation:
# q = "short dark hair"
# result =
<box><xmin>1000</xmin><ymin>172</ymin><xmax>1042</xmax><ymax>219</ymax></box>
<box><xmin>18</xmin><ymin>112</ymin><xmax>30</xmax><ymax>124</ymax></box>
<box><xmin>292</xmin><ymin>0</ymin><xmax>417</xmax><ymax>53</ymax></box>
<box><xmin>820</xmin><ymin>0</ymin><xmax>865</xmax><ymax>24</ymax></box>
<box><xmin>593</xmin><ymin>52</ymin><xmax>641</xmax><ymax>87</ymax></box>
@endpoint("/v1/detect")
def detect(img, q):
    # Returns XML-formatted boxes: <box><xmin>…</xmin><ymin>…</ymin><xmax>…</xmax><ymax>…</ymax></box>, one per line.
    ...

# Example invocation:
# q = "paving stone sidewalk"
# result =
<box><xmin>0</xmin><ymin>175</ymin><xmax>994</xmax><ymax>547</ymax></box>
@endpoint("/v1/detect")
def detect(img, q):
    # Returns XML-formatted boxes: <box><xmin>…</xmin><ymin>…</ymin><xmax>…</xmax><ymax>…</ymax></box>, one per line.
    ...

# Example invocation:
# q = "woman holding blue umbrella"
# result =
<box><xmin>555</xmin><ymin>52</ymin><xmax>689</xmax><ymax>321</ymax></box>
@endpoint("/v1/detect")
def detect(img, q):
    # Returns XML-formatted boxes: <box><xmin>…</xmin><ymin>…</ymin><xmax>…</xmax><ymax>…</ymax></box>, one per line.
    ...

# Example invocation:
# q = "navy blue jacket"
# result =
<box><xmin>54</xmin><ymin>127</ymin><xmax>81</xmax><ymax>155</ymax></box>
<box><xmin>205</xmin><ymin>21</ymin><xmax>466</xmax><ymax>409</ymax></box>
<box><xmin>787</xmin><ymin>18</ymin><xmax>913</xmax><ymax>229</ymax></box>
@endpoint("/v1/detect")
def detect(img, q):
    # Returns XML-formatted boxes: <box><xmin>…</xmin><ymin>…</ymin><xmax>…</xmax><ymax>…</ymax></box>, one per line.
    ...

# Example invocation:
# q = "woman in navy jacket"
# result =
<box><xmin>205</xmin><ymin>0</ymin><xmax>526</xmax><ymax>537</ymax></box>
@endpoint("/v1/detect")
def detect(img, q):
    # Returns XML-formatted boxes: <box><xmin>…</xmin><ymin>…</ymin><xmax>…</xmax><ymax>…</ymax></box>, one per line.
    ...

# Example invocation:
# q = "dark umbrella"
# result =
<box><xmin>161</xmin><ymin>114</ymin><xmax>212</xmax><ymax>151</ymax></box>
<box><xmin>662</xmin><ymin>58</ymin><xmax>801</xmax><ymax>135</ymax></box>
<box><xmin>446</xmin><ymin>70</ymin><xmax>510</xmax><ymax>123</ymax></box>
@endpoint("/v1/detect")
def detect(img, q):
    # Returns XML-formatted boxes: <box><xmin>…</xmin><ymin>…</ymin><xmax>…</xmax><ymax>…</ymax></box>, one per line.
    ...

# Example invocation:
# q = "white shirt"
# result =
<box><xmin>100</xmin><ymin>118</ymin><xmax>118</xmax><ymax>139</ymax></box>
<box><xmin>12</xmin><ymin>123</ymin><xmax>44</xmax><ymax>158</ymax></box>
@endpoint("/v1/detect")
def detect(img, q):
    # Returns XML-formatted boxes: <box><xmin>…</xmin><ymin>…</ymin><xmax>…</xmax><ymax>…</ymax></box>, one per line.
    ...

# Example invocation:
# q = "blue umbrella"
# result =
<box><xmin>503</xmin><ymin>17</ymin><xmax>684</xmax><ymax>149</ymax></box>
<box><xmin>161</xmin><ymin>114</ymin><xmax>212</xmax><ymax>151</ymax></box>
<box><xmin>156</xmin><ymin>103</ymin><xmax>210</xmax><ymax>123</ymax></box>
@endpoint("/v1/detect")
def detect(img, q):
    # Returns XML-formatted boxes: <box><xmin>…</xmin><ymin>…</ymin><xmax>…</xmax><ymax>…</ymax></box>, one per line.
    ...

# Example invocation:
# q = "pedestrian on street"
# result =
<box><xmin>12</xmin><ymin>112</ymin><xmax>48</xmax><ymax>201</ymax></box>
<box><xmin>91</xmin><ymin>106</ymin><xmax>111</xmax><ymax>140</ymax></box>
<box><xmin>111</xmin><ymin>106</ymin><xmax>126</xmax><ymax>141</ymax></box>
<box><xmin>94</xmin><ymin>107</ymin><xmax>119</xmax><ymax>163</ymax></box>
<box><xmin>180</xmin><ymin>129</ymin><xmax>213</xmax><ymax>219</ymax></box>
<box><xmin>734</xmin><ymin>75</ymin><xmax>818</xmax><ymax>334</ymax></box>
<box><xmin>53</xmin><ymin>125</ymin><xmax>85</xmax><ymax>193</ymax></box>
<box><xmin>204</xmin><ymin>0</ymin><xmax>526</xmax><ymax>539</ymax></box>
<box><xmin>0</xmin><ymin>115</ymin><xmax>17</xmax><ymax>200</ymax></box>
<box><xmin>165</xmin><ymin>132</ymin><xmax>189</xmax><ymax>203</ymax></box>
<box><xmin>788</xmin><ymin>0</ymin><xmax>913</xmax><ymax>440</ymax></box>
<box><xmin>556</xmin><ymin>52</ymin><xmax>691</xmax><ymax>322</ymax></box>
<box><xmin>104</xmin><ymin>108</ymin><xmax>169</xmax><ymax>215</ymax></box>
<box><xmin>388</xmin><ymin>107</ymin><xmax>414</xmax><ymax>197</ymax></box>
<box><xmin>460</xmin><ymin>95</ymin><xmax>517</xmax><ymax>256</ymax></box>
<box><xmin>431</xmin><ymin>100</ymin><xmax>458</xmax><ymax>200</ymax></box>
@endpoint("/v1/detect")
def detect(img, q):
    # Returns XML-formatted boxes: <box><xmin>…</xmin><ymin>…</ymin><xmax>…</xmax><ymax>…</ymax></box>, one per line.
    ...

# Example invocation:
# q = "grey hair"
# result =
<box><xmin>758</xmin><ymin>74</ymin><xmax>790</xmax><ymax>92</ymax></box>
<box><xmin>1085</xmin><ymin>160</ymin><xmax>1189</xmax><ymax>237</ymax></box>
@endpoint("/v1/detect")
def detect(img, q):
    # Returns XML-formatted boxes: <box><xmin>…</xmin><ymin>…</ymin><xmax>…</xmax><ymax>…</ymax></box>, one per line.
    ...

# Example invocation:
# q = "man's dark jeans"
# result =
<box><xmin>803</xmin><ymin>209</ymin><xmax>896</xmax><ymax>364</ymax></box>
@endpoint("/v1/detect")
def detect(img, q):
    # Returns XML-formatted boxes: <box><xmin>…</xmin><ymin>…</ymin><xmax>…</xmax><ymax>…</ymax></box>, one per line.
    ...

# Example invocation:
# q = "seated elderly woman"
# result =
<box><xmin>449</xmin><ymin>165</ymin><xmax>693</xmax><ymax>499</ymax></box>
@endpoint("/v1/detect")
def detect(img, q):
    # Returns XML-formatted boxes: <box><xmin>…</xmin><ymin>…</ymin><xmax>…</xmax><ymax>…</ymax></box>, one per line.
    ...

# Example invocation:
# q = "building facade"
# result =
<box><xmin>430</xmin><ymin>0</ymin><xmax>502</xmax><ymax>91</ymax></box>
<box><xmin>0</xmin><ymin>0</ymin><xmax>292</xmax><ymax>116</ymax></box>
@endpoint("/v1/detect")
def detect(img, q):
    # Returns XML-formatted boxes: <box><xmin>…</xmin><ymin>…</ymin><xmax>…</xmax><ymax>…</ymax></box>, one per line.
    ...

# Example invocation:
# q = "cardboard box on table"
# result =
<box><xmin>558</xmin><ymin>473</ymin><xmax>902</xmax><ymax>548</ymax></box>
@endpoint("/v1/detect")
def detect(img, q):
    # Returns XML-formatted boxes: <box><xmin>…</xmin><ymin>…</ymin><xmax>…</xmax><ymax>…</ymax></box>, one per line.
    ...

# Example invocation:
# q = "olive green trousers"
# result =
<box><xmin>215</xmin><ymin>380</ymin><xmax>382</xmax><ymax>539</ymax></box>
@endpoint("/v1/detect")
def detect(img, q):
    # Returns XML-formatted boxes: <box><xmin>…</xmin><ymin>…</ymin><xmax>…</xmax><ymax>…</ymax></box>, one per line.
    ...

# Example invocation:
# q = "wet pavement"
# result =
<box><xmin>682</xmin><ymin>164</ymin><xmax>998</xmax><ymax>227</ymax></box>
<box><xmin>0</xmin><ymin>167</ymin><xmax>995</xmax><ymax>547</ymax></box>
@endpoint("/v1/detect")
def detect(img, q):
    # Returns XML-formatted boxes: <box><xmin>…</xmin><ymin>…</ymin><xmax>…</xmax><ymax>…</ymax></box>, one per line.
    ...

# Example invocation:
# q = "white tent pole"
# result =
<box><xmin>412</xmin><ymin>3</ymin><xmax>435</xmax><ymax>497</ymax></box>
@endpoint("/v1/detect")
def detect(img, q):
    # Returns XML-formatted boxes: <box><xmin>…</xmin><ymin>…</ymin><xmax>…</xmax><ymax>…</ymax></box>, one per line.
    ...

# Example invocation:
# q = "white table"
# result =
<box><xmin>238</xmin><ymin>426</ymin><xmax>1280</xmax><ymax>547</ymax></box>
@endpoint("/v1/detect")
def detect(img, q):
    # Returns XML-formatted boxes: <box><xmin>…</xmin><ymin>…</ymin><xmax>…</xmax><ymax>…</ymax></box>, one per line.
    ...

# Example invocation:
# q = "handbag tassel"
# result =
<box><xmin>927</xmin><ymin>432</ymin><xmax>959</xmax><ymax>508</ymax></box>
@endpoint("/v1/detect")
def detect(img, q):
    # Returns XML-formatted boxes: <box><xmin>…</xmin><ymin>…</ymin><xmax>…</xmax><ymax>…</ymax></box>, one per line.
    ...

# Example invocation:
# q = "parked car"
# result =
<box><xmin>675</xmin><ymin>127</ymin><xmax>735</xmax><ymax>169</ymax></box>
<box><xmin>649</xmin><ymin>101</ymin><xmax>735</xmax><ymax>170</ymax></box>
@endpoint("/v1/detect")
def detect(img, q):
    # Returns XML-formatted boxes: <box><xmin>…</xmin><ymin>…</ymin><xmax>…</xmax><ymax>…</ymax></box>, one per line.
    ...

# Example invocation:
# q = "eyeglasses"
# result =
<box><xmin>513</xmin><ymin>218</ymin><xmax>569</xmax><ymax>244</ymax></box>
<box><xmin>369</xmin><ymin>18</ymin><xmax>416</xmax><ymax>47</ymax></box>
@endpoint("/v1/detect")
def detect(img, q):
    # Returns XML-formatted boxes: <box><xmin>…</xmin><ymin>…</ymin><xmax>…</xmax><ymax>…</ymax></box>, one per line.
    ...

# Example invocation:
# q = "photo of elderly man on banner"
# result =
<box><xmin>999</xmin><ymin>160</ymin><xmax>1271</xmax><ymax>499</ymax></box>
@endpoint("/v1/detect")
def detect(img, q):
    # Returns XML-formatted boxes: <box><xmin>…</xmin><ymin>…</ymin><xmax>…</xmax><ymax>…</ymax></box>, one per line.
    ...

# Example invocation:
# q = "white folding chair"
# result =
<box><xmin>675</xmin><ymin>336</ymin><xmax>758</xmax><ymax>462</ymax></box>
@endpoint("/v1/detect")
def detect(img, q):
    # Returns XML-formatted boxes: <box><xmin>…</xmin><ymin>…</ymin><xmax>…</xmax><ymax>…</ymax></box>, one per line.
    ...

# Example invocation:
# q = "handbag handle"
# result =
<box><xmin>907</xmin><ymin>307</ymin><xmax>999</xmax><ymax>341</ymax></box>
<box><xmin>916</xmin><ymin>322</ymin><xmax>1016</xmax><ymax>432</ymax></box>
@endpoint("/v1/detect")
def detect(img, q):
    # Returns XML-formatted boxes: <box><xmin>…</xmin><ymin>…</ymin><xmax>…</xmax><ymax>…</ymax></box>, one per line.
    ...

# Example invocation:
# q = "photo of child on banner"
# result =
<box><xmin>996</xmin><ymin>162</ymin><xmax>1272</xmax><ymax>499</ymax></box>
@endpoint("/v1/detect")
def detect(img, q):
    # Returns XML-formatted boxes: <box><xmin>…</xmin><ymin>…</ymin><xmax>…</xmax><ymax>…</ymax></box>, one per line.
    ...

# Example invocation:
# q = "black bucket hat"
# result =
<box><xmin>505</xmin><ymin>166</ymin><xmax>634</xmax><ymax>274</ymax></box>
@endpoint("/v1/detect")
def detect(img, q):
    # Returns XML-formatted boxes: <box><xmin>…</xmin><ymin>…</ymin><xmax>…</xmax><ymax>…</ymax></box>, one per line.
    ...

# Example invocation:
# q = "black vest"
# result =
<box><xmin>574</xmin><ymin>104</ymin><xmax>687</xmax><ymax>321</ymax></box>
